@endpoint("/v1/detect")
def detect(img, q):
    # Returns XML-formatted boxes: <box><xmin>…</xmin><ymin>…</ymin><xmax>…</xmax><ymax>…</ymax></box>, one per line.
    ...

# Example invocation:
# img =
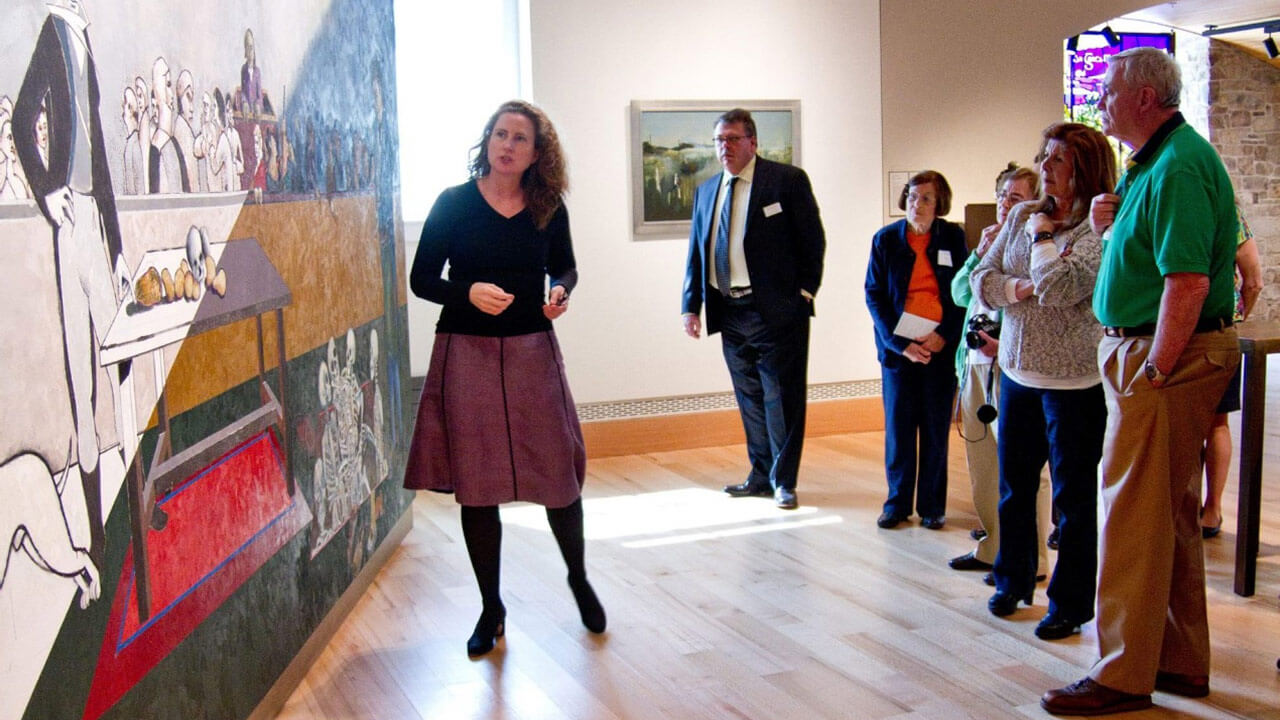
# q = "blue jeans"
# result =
<box><xmin>994</xmin><ymin>374</ymin><xmax>1105</xmax><ymax>622</ymax></box>
<box><xmin>719</xmin><ymin>302</ymin><xmax>810</xmax><ymax>490</ymax></box>
<box><xmin>880</xmin><ymin>356</ymin><xmax>955</xmax><ymax>518</ymax></box>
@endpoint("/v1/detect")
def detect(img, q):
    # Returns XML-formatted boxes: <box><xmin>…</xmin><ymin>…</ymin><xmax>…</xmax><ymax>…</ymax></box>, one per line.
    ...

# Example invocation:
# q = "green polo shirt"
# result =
<box><xmin>1093</xmin><ymin>115</ymin><xmax>1238</xmax><ymax>328</ymax></box>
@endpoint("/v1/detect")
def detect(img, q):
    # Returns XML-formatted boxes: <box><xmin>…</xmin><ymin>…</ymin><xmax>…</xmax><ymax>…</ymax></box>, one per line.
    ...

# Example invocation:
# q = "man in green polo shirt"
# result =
<box><xmin>1042</xmin><ymin>47</ymin><xmax>1240</xmax><ymax>716</ymax></box>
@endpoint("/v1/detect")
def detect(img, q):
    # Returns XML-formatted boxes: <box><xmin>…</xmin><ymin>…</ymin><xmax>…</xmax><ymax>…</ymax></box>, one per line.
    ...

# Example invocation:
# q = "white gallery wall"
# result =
<box><xmin>404</xmin><ymin>0</ymin><xmax>1191</xmax><ymax>406</ymax></box>
<box><xmin>525</xmin><ymin>0</ymin><xmax>885</xmax><ymax>403</ymax></box>
<box><xmin>880</xmin><ymin>0</ymin><xmax>1167</xmax><ymax>246</ymax></box>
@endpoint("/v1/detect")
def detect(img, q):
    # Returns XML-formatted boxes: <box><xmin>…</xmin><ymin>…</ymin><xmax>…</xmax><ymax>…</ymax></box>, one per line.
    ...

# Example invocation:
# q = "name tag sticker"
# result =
<box><xmin>938</xmin><ymin>250</ymin><xmax>953</xmax><ymax>267</ymax></box>
<box><xmin>763</xmin><ymin>202</ymin><xmax>783</xmax><ymax>217</ymax></box>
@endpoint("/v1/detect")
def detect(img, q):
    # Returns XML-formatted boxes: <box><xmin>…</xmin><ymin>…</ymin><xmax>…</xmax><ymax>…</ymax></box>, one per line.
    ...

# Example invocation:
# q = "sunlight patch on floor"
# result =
<box><xmin>500</xmin><ymin>488</ymin><xmax>841</xmax><ymax>546</ymax></box>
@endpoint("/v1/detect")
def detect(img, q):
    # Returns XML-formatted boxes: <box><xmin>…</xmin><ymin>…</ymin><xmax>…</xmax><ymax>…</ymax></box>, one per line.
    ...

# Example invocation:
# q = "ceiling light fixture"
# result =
<box><xmin>1101</xmin><ymin>25</ymin><xmax>1121</xmax><ymax>47</ymax></box>
<box><xmin>1066</xmin><ymin>35</ymin><xmax>1080</xmax><ymax>52</ymax></box>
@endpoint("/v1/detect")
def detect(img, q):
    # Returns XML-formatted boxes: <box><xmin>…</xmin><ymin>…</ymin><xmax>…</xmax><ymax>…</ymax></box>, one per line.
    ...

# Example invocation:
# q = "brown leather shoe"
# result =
<box><xmin>1041</xmin><ymin>677</ymin><xmax>1152</xmax><ymax>716</ymax></box>
<box><xmin>1155</xmin><ymin>671</ymin><xmax>1209</xmax><ymax>698</ymax></box>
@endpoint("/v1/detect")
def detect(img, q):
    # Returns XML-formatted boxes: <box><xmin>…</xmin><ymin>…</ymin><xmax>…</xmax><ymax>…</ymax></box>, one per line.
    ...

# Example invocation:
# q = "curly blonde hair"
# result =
<box><xmin>469</xmin><ymin>100</ymin><xmax>568</xmax><ymax>230</ymax></box>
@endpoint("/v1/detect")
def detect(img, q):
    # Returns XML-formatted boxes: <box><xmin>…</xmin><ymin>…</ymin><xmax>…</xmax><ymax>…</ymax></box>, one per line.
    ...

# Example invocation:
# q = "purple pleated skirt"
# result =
<box><xmin>404</xmin><ymin>330</ymin><xmax>586</xmax><ymax>507</ymax></box>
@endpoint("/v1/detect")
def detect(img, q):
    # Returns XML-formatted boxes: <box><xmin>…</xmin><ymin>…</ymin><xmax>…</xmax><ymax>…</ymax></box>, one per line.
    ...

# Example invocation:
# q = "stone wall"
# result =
<box><xmin>1208</xmin><ymin>40</ymin><xmax>1280</xmax><ymax>320</ymax></box>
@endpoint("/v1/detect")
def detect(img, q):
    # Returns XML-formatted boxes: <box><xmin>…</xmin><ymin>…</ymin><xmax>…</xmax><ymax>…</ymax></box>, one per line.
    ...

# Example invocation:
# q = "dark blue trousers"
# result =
<box><xmin>880</xmin><ymin>356</ymin><xmax>955</xmax><ymax>518</ymax></box>
<box><xmin>993</xmin><ymin>374</ymin><xmax>1105</xmax><ymax>623</ymax></box>
<box><xmin>719</xmin><ymin>302</ymin><xmax>810</xmax><ymax>490</ymax></box>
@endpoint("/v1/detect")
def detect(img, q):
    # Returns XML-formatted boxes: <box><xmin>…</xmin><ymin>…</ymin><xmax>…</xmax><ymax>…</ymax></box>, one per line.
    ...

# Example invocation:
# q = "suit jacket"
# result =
<box><xmin>682</xmin><ymin>156</ymin><xmax>825</xmax><ymax>335</ymax></box>
<box><xmin>13</xmin><ymin>14</ymin><xmax>123</xmax><ymax>262</ymax></box>
<box><xmin>864</xmin><ymin>218</ymin><xmax>969</xmax><ymax>367</ymax></box>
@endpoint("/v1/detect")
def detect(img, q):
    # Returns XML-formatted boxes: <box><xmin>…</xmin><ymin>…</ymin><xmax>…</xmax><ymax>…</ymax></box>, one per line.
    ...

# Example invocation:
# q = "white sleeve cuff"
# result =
<box><xmin>1003</xmin><ymin>277</ymin><xmax>1021</xmax><ymax>304</ymax></box>
<box><xmin>1030</xmin><ymin>240</ymin><xmax>1058</xmax><ymax>272</ymax></box>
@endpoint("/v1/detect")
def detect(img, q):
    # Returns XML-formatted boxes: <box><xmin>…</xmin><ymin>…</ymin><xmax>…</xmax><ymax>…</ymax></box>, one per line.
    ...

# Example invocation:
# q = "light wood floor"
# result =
<box><xmin>276</xmin><ymin>397</ymin><xmax>1280</xmax><ymax>719</ymax></box>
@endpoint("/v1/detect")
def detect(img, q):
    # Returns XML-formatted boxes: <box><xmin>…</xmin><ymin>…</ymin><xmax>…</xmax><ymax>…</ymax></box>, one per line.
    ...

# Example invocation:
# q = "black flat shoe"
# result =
<box><xmin>1035</xmin><ymin>612</ymin><xmax>1085</xmax><ymax>640</ymax></box>
<box><xmin>724</xmin><ymin>481</ymin><xmax>772</xmax><ymax>497</ymax></box>
<box><xmin>569</xmin><ymin>576</ymin><xmax>606</xmax><ymax>634</ymax></box>
<box><xmin>1047</xmin><ymin>526</ymin><xmax>1060</xmax><ymax>550</ymax></box>
<box><xmin>949</xmin><ymin>551</ymin><xmax>993</xmax><ymax>571</ymax></box>
<box><xmin>920</xmin><ymin>516</ymin><xmax>945</xmax><ymax>530</ymax></box>
<box><xmin>1202</xmin><ymin>523</ymin><xmax>1222</xmax><ymax>539</ymax></box>
<box><xmin>970</xmin><ymin>527</ymin><xmax>987</xmax><ymax>541</ymax></box>
<box><xmin>467</xmin><ymin>606</ymin><xmax>506</xmax><ymax>657</ymax></box>
<box><xmin>876</xmin><ymin>511</ymin><xmax>907</xmax><ymax>529</ymax></box>
<box><xmin>988</xmin><ymin>590</ymin><xmax>1033</xmax><ymax>617</ymax></box>
<box><xmin>984</xmin><ymin>572</ymin><xmax>1046</xmax><ymax>586</ymax></box>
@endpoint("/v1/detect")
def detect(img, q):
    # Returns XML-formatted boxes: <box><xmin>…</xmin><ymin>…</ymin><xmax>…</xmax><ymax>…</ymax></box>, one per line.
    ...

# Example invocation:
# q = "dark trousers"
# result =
<box><xmin>880</xmin><ymin>356</ymin><xmax>955</xmax><ymax>518</ymax></box>
<box><xmin>994</xmin><ymin>374</ymin><xmax>1105</xmax><ymax>622</ymax></box>
<box><xmin>719</xmin><ymin>301</ymin><xmax>810</xmax><ymax>490</ymax></box>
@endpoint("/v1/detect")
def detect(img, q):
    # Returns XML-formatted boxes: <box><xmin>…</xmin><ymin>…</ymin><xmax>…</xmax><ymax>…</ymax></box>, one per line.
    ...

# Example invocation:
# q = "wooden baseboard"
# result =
<box><xmin>247</xmin><ymin>507</ymin><xmax>413</xmax><ymax>720</ymax></box>
<box><xmin>582</xmin><ymin>396</ymin><xmax>883</xmax><ymax>458</ymax></box>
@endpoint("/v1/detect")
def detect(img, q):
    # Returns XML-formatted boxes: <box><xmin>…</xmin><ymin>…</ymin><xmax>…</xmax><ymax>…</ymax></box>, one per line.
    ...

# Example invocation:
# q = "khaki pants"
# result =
<box><xmin>1090</xmin><ymin>330</ymin><xmax>1239</xmax><ymax>693</ymax></box>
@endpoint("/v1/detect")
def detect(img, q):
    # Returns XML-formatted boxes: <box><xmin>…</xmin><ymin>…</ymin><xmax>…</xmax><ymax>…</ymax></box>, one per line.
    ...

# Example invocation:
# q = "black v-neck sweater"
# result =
<box><xmin>410</xmin><ymin>179</ymin><xmax>578</xmax><ymax>337</ymax></box>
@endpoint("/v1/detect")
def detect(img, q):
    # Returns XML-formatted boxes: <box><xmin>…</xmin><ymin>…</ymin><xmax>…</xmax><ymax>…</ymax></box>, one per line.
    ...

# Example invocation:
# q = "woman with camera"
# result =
<box><xmin>948</xmin><ymin>164</ymin><xmax>1052</xmax><ymax>581</ymax></box>
<box><xmin>971</xmin><ymin>123</ymin><xmax>1114</xmax><ymax>640</ymax></box>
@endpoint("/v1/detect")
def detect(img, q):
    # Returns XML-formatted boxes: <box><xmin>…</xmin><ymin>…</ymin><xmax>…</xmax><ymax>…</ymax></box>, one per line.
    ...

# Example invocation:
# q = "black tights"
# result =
<box><xmin>460</xmin><ymin>497</ymin><xmax>588</xmax><ymax>613</ymax></box>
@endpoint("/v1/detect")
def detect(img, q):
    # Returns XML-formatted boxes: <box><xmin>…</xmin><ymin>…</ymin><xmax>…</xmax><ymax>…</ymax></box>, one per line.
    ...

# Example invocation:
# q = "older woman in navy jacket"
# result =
<box><xmin>865</xmin><ymin>171</ymin><xmax>968</xmax><ymax>529</ymax></box>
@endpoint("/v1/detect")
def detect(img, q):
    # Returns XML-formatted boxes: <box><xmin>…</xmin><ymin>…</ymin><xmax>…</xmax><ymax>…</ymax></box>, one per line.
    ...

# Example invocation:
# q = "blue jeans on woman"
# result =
<box><xmin>993</xmin><ymin>374</ymin><xmax>1105</xmax><ymax>624</ymax></box>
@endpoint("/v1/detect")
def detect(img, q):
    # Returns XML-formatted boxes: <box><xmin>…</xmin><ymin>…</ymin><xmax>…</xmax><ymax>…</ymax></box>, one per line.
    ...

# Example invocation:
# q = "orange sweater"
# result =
<box><xmin>903</xmin><ymin>229</ymin><xmax>943</xmax><ymax>322</ymax></box>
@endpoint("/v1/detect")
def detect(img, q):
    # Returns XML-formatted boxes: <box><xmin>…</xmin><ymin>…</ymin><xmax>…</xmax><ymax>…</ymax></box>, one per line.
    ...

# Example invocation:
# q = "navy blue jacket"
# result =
<box><xmin>682</xmin><ymin>157</ymin><xmax>825</xmax><ymax>334</ymax></box>
<box><xmin>865</xmin><ymin>218</ymin><xmax>969</xmax><ymax>367</ymax></box>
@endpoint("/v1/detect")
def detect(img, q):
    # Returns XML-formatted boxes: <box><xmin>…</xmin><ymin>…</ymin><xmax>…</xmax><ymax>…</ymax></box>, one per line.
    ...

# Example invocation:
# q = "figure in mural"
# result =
<box><xmin>120</xmin><ymin>85</ymin><xmax>143</xmax><ymax>194</ymax></box>
<box><xmin>192</xmin><ymin>90</ymin><xmax>212</xmax><ymax>192</ymax></box>
<box><xmin>250</xmin><ymin>122</ymin><xmax>266</xmax><ymax>199</ymax></box>
<box><xmin>148</xmin><ymin>56</ymin><xmax>189</xmax><ymax>193</ymax></box>
<box><xmin>206</xmin><ymin>88</ymin><xmax>243</xmax><ymax>191</ymax></box>
<box><xmin>173</xmin><ymin>68</ymin><xmax>199</xmax><ymax>193</ymax></box>
<box><xmin>13</xmin><ymin>0</ymin><xmax>131</xmax><ymax>569</ymax></box>
<box><xmin>1</xmin><ymin>118</ymin><xmax>33</xmax><ymax>200</ymax></box>
<box><xmin>310</xmin><ymin>328</ymin><xmax>387</xmax><ymax>555</ymax></box>
<box><xmin>0</xmin><ymin>447</ymin><xmax>101</xmax><ymax>609</ymax></box>
<box><xmin>240</xmin><ymin>28</ymin><xmax>262</xmax><ymax>116</ymax></box>
<box><xmin>132</xmin><ymin>75</ymin><xmax>151</xmax><ymax>194</ymax></box>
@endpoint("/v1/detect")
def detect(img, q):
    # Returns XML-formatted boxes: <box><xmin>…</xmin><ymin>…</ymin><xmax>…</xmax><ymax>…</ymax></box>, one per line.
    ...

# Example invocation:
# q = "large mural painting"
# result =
<box><xmin>0</xmin><ymin>1</ymin><xmax>412</xmax><ymax>718</ymax></box>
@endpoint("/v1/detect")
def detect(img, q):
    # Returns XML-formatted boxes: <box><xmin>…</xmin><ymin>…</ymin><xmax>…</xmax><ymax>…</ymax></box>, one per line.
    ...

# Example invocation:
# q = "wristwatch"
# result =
<box><xmin>1144</xmin><ymin>360</ymin><xmax>1169</xmax><ymax>386</ymax></box>
<box><xmin>1033</xmin><ymin>230</ymin><xmax>1055</xmax><ymax>243</ymax></box>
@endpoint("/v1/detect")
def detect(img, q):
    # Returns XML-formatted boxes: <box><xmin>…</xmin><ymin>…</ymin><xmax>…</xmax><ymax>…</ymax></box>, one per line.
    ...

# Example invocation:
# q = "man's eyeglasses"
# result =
<box><xmin>713</xmin><ymin>135</ymin><xmax>750</xmax><ymax>145</ymax></box>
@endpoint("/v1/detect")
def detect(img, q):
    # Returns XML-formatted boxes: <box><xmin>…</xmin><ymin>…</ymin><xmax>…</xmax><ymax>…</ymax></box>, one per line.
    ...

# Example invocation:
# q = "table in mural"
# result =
<box><xmin>100</xmin><ymin>237</ymin><xmax>292</xmax><ymax>621</ymax></box>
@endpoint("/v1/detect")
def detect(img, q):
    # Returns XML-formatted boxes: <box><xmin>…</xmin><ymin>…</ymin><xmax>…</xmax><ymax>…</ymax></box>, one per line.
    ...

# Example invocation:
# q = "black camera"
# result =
<box><xmin>965</xmin><ymin>313</ymin><xmax>1000</xmax><ymax>349</ymax></box>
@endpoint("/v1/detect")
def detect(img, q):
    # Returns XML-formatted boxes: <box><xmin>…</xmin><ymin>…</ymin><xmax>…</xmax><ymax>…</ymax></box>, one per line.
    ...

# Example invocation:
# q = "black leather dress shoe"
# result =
<box><xmin>949</xmin><ymin>552</ymin><xmax>993</xmax><ymax>571</ymax></box>
<box><xmin>1154</xmin><ymin>670</ymin><xmax>1209</xmax><ymax>698</ymax></box>
<box><xmin>876</xmin><ymin>511</ymin><xmax>907</xmax><ymax>528</ymax></box>
<box><xmin>988</xmin><ymin>590</ymin><xmax>1033</xmax><ymax>617</ymax></box>
<box><xmin>1041</xmin><ymin>677</ymin><xmax>1151</xmax><ymax>715</ymax></box>
<box><xmin>724</xmin><ymin>481</ymin><xmax>771</xmax><ymax>497</ymax></box>
<box><xmin>774</xmin><ymin>487</ymin><xmax>798</xmax><ymax>509</ymax></box>
<box><xmin>920</xmin><ymin>516</ymin><xmax>945</xmax><ymax>530</ymax></box>
<box><xmin>1035</xmin><ymin>612</ymin><xmax>1085</xmax><ymax>640</ymax></box>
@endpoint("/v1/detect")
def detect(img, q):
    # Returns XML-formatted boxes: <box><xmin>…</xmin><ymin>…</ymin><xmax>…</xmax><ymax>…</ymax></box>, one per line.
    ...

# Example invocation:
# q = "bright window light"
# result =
<box><xmin>394</xmin><ymin>0</ymin><xmax>525</xmax><ymax>223</ymax></box>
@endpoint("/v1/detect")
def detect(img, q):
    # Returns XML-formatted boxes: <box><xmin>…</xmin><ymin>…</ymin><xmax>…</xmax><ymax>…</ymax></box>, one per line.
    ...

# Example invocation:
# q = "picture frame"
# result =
<box><xmin>630</xmin><ymin>99</ymin><xmax>801</xmax><ymax>239</ymax></box>
<box><xmin>887</xmin><ymin>170</ymin><xmax>915</xmax><ymax>217</ymax></box>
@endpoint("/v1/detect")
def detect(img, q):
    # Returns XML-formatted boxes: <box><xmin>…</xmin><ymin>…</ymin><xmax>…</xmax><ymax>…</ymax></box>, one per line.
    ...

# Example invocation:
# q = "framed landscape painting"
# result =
<box><xmin>630</xmin><ymin>99</ymin><xmax>800</xmax><ymax>238</ymax></box>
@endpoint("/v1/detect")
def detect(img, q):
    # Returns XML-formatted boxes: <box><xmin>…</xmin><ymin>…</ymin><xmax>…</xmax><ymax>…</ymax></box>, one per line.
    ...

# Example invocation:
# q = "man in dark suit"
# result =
<box><xmin>13</xmin><ymin>0</ymin><xmax>129</xmax><ymax>568</ymax></box>
<box><xmin>682</xmin><ymin>108</ymin><xmax>825</xmax><ymax>509</ymax></box>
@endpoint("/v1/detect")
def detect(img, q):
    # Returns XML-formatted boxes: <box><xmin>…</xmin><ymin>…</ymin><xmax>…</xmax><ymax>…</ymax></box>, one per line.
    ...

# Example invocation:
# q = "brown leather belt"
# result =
<box><xmin>1103</xmin><ymin>317</ymin><xmax>1232</xmax><ymax>338</ymax></box>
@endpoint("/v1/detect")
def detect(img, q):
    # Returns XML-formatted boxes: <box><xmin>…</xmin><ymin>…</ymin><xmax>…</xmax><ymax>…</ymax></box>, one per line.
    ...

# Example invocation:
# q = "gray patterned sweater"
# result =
<box><xmin>970</xmin><ymin>202</ymin><xmax>1103</xmax><ymax>384</ymax></box>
